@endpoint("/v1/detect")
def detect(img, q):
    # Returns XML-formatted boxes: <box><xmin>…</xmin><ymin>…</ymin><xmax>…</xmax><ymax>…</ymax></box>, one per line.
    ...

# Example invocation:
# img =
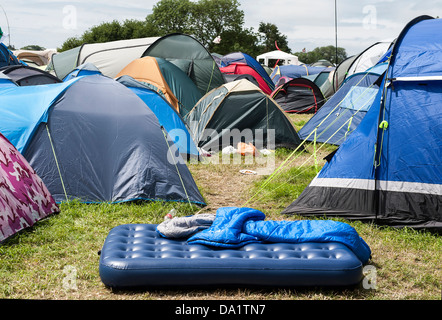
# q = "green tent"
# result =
<box><xmin>186</xmin><ymin>79</ymin><xmax>302</xmax><ymax>152</ymax></box>
<box><xmin>142</xmin><ymin>33</ymin><xmax>225</xmax><ymax>97</ymax></box>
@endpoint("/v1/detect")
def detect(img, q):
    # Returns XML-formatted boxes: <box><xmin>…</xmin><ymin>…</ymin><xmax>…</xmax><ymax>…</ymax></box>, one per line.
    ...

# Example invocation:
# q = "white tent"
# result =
<box><xmin>256</xmin><ymin>50</ymin><xmax>299</xmax><ymax>66</ymax></box>
<box><xmin>48</xmin><ymin>37</ymin><xmax>160</xmax><ymax>80</ymax></box>
<box><xmin>346</xmin><ymin>40</ymin><xmax>392</xmax><ymax>76</ymax></box>
<box><xmin>13</xmin><ymin>49</ymin><xmax>57</xmax><ymax>68</ymax></box>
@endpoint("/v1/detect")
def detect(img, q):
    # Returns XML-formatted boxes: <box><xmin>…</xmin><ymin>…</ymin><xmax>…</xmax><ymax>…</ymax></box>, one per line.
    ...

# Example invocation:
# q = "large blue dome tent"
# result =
<box><xmin>116</xmin><ymin>75</ymin><xmax>200</xmax><ymax>159</ymax></box>
<box><xmin>0</xmin><ymin>75</ymin><xmax>205</xmax><ymax>206</ymax></box>
<box><xmin>283</xmin><ymin>16</ymin><xmax>442</xmax><ymax>233</ymax></box>
<box><xmin>63</xmin><ymin>64</ymin><xmax>200</xmax><ymax>159</ymax></box>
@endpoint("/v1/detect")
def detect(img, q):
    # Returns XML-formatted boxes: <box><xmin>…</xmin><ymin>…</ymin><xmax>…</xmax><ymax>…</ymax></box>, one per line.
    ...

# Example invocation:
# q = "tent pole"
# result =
<box><xmin>335</xmin><ymin>0</ymin><xmax>338</xmax><ymax>65</ymax></box>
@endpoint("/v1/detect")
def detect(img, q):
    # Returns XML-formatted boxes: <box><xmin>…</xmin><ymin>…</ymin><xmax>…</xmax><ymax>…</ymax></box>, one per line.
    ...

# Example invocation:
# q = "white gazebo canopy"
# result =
<box><xmin>256</xmin><ymin>50</ymin><xmax>299</xmax><ymax>66</ymax></box>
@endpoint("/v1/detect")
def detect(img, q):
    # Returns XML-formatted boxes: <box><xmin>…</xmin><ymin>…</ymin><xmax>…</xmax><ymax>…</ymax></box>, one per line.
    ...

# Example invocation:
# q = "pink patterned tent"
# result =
<box><xmin>0</xmin><ymin>133</ymin><xmax>59</xmax><ymax>242</ymax></box>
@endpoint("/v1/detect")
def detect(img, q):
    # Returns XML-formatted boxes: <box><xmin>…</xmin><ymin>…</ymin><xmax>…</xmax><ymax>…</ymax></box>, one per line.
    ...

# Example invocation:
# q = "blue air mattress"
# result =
<box><xmin>99</xmin><ymin>224</ymin><xmax>365</xmax><ymax>288</ymax></box>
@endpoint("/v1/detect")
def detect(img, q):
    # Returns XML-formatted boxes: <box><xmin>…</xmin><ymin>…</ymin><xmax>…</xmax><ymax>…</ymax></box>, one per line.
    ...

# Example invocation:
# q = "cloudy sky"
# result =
<box><xmin>1</xmin><ymin>0</ymin><xmax>441</xmax><ymax>56</ymax></box>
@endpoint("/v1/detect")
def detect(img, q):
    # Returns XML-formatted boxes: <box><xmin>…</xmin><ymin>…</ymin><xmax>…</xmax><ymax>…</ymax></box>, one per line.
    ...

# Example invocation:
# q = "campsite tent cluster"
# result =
<box><xmin>0</xmin><ymin>16</ymin><xmax>441</xmax><ymax>242</ymax></box>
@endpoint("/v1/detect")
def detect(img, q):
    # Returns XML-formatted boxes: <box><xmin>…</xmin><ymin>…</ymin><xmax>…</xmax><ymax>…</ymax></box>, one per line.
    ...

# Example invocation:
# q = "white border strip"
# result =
<box><xmin>311</xmin><ymin>177</ymin><xmax>375</xmax><ymax>190</ymax></box>
<box><xmin>311</xmin><ymin>177</ymin><xmax>442</xmax><ymax>196</ymax></box>
<box><xmin>393</xmin><ymin>76</ymin><xmax>442</xmax><ymax>81</ymax></box>
<box><xmin>377</xmin><ymin>180</ymin><xmax>442</xmax><ymax>196</ymax></box>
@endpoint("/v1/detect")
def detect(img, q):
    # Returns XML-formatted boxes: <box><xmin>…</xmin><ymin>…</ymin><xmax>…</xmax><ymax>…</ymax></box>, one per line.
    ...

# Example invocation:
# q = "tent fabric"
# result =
<box><xmin>0</xmin><ymin>65</ymin><xmax>61</xmax><ymax>86</ymax></box>
<box><xmin>186</xmin><ymin>79</ymin><xmax>302</xmax><ymax>152</ymax></box>
<box><xmin>220</xmin><ymin>63</ymin><xmax>273</xmax><ymax>95</ymax></box>
<box><xmin>0</xmin><ymin>73</ymin><xmax>17</xmax><ymax>87</ymax></box>
<box><xmin>283</xmin><ymin>16</ymin><xmax>442</xmax><ymax>233</ymax></box>
<box><xmin>63</xmin><ymin>63</ymin><xmax>102</xmax><ymax>81</ymax></box>
<box><xmin>270</xmin><ymin>65</ymin><xmax>327</xmax><ymax>85</ymax></box>
<box><xmin>0</xmin><ymin>80</ymin><xmax>78</xmax><ymax>153</ymax></box>
<box><xmin>256</xmin><ymin>50</ymin><xmax>300</xmax><ymax>66</ymax></box>
<box><xmin>0</xmin><ymin>132</ymin><xmax>59</xmax><ymax>242</ymax></box>
<box><xmin>332</xmin><ymin>41</ymin><xmax>392</xmax><ymax>92</ymax></box>
<box><xmin>13</xmin><ymin>49</ymin><xmax>57</xmax><ymax>67</ymax></box>
<box><xmin>220</xmin><ymin>52</ymin><xmax>275</xmax><ymax>93</ymax></box>
<box><xmin>331</xmin><ymin>55</ymin><xmax>357</xmax><ymax>93</ymax></box>
<box><xmin>141</xmin><ymin>33</ymin><xmax>225</xmax><ymax>97</ymax></box>
<box><xmin>211</xmin><ymin>53</ymin><xmax>223</xmax><ymax>67</ymax></box>
<box><xmin>117</xmin><ymin>75</ymin><xmax>200</xmax><ymax>158</ymax></box>
<box><xmin>299</xmin><ymin>63</ymin><xmax>387</xmax><ymax>145</ymax></box>
<box><xmin>47</xmin><ymin>37</ymin><xmax>160</xmax><ymax>80</ymax></box>
<box><xmin>222</xmin><ymin>73</ymin><xmax>260</xmax><ymax>88</ymax></box>
<box><xmin>310</xmin><ymin>60</ymin><xmax>334</xmax><ymax>67</ymax></box>
<box><xmin>0</xmin><ymin>75</ymin><xmax>205</xmax><ymax>205</ymax></box>
<box><xmin>0</xmin><ymin>43</ymin><xmax>21</xmax><ymax>68</ymax></box>
<box><xmin>303</xmin><ymin>68</ymin><xmax>334</xmax><ymax>88</ymax></box>
<box><xmin>346</xmin><ymin>41</ymin><xmax>392</xmax><ymax>76</ymax></box>
<box><xmin>271</xmin><ymin>77</ymin><xmax>326</xmax><ymax>113</ymax></box>
<box><xmin>47</xmin><ymin>45</ymin><xmax>81</xmax><ymax>80</ymax></box>
<box><xmin>116</xmin><ymin>56</ymin><xmax>202</xmax><ymax>117</ymax></box>
<box><xmin>63</xmin><ymin>65</ymin><xmax>199</xmax><ymax>158</ymax></box>
<box><xmin>304</xmin><ymin>68</ymin><xmax>336</xmax><ymax>99</ymax></box>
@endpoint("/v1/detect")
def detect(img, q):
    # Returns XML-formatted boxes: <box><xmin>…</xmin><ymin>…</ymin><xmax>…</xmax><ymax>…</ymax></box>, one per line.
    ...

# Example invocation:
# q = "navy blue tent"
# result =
<box><xmin>298</xmin><ymin>62</ymin><xmax>387</xmax><ymax>145</ymax></box>
<box><xmin>0</xmin><ymin>43</ymin><xmax>20</xmax><ymax>68</ymax></box>
<box><xmin>0</xmin><ymin>75</ymin><xmax>205</xmax><ymax>205</ymax></box>
<box><xmin>116</xmin><ymin>75</ymin><xmax>200</xmax><ymax>158</ymax></box>
<box><xmin>270</xmin><ymin>65</ymin><xmax>326</xmax><ymax>85</ymax></box>
<box><xmin>64</xmin><ymin>66</ymin><xmax>200</xmax><ymax>158</ymax></box>
<box><xmin>283</xmin><ymin>16</ymin><xmax>442</xmax><ymax>233</ymax></box>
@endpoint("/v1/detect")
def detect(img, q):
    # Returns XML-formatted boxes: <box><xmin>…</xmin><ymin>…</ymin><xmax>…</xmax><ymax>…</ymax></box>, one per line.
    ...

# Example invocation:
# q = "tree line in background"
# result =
<box><xmin>59</xmin><ymin>0</ymin><xmax>348</xmax><ymax>65</ymax></box>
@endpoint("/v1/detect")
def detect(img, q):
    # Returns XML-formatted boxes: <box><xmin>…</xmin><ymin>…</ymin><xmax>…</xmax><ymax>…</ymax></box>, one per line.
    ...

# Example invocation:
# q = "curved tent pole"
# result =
<box><xmin>160</xmin><ymin>126</ymin><xmax>193</xmax><ymax>207</ymax></box>
<box><xmin>46</xmin><ymin>125</ymin><xmax>69</xmax><ymax>202</ymax></box>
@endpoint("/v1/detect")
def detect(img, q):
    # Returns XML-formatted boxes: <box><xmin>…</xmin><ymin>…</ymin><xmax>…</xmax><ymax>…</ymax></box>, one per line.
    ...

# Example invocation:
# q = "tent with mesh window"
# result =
<box><xmin>283</xmin><ymin>16</ymin><xmax>442</xmax><ymax>233</ymax></box>
<box><xmin>298</xmin><ymin>62</ymin><xmax>388</xmax><ymax>145</ymax></box>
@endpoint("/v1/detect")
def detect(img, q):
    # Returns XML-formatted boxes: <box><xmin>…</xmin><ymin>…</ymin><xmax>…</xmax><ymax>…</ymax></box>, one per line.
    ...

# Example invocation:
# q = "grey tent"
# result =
<box><xmin>332</xmin><ymin>41</ymin><xmax>392</xmax><ymax>92</ymax></box>
<box><xmin>186</xmin><ymin>79</ymin><xmax>302</xmax><ymax>152</ymax></box>
<box><xmin>0</xmin><ymin>65</ymin><xmax>61</xmax><ymax>86</ymax></box>
<box><xmin>271</xmin><ymin>77</ymin><xmax>326</xmax><ymax>113</ymax></box>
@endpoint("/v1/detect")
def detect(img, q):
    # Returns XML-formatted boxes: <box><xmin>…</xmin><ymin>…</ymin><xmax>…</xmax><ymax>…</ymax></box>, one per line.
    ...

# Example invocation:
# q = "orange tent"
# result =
<box><xmin>116</xmin><ymin>56</ymin><xmax>180</xmax><ymax>112</ymax></box>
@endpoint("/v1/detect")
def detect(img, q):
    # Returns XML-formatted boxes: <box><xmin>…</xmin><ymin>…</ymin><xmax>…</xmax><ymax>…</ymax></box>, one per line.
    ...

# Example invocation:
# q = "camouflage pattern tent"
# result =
<box><xmin>0</xmin><ymin>133</ymin><xmax>59</xmax><ymax>242</ymax></box>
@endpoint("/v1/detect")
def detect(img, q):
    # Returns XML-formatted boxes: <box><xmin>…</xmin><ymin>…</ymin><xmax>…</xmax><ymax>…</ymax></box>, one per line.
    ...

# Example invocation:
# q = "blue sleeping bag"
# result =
<box><xmin>187</xmin><ymin>207</ymin><xmax>371</xmax><ymax>264</ymax></box>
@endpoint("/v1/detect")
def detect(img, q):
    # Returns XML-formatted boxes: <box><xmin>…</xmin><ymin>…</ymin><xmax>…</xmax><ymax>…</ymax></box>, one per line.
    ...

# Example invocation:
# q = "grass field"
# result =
<box><xmin>0</xmin><ymin>114</ymin><xmax>440</xmax><ymax>300</ymax></box>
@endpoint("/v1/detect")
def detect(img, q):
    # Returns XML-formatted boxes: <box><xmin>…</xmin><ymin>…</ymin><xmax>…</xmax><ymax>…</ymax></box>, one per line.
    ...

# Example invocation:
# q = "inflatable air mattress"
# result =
<box><xmin>99</xmin><ymin>224</ymin><xmax>366</xmax><ymax>289</ymax></box>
